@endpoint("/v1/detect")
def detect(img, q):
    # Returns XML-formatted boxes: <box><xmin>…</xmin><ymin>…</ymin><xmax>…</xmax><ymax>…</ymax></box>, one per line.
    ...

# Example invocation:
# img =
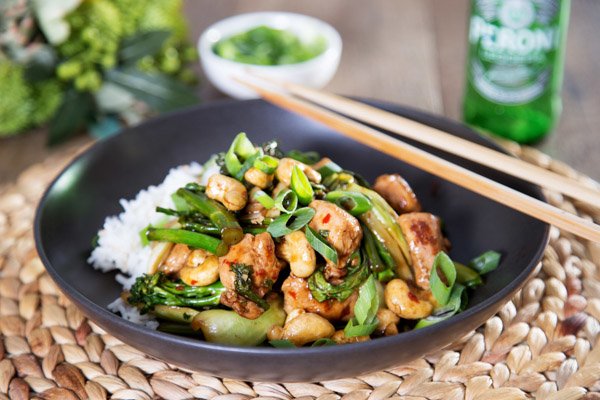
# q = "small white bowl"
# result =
<box><xmin>199</xmin><ymin>12</ymin><xmax>342</xmax><ymax>99</ymax></box>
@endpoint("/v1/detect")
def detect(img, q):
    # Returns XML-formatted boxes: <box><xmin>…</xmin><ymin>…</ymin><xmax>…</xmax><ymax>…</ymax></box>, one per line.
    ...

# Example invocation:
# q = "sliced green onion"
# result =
<box><xmin>267</xmin><ymin>207</ymin><xmax>315</xmax><ymax>238</ymax></box>
<box><xmin>253</xmin><ymin>190</ymin><xmax>276</xmax><ymax>209</ymax></box>
<box><xmin>236</xmin><ymin>150</ymin><xmax>262</xmax><ymax>181</ymax></box>
<box><xmin>139</xmin><ymin>224</ymin><xmax>152</xmax><ymax>246</ymax></box>
<box><xmin>430</xmin><ymin>251</ymin><xmax>457</xmax><ymax>306</ymax></box>
<box><xmin>317</xmin><ymin>160</ymin><xmax>342</xmax><ymax>178</ymax></box>
<box><xmin>274</xmin><ymin>189</ymin><xmax>298</xmax><ymax>214</ymax></box>
<box><xmin>469</xmin><ymin>251</ymin><xmax>501</xmax><ymax>274</ymax></box>
<box><xmin>344</xmin><ymin>275</ymin><xmax>379</xmax><ymax>337</ymax></box>
<box><xmin>305</xmin><ymin>226</ymin><xmax>338</xmax><ymax>265</ymax></box>
<box><xmin>344</xmin><ymin>319</ymin><xmax>378</xmax><ymax>337</ymax></box>
<box><xmin>253</xmin><ymin>155</ymin><xmax>279</xmax><ymax>174</ymax></box>
<box><xmin>325</xmin><ymin>191</ymin><xmax>372</xmax><ymax>216</ymax></box>
<box><xmin>290</xmin><ymin>165</ymin><xmax>314</xmax><ymax>205</ymax></box>
<box><xmin>455</xmin><ymin>262</ymin><xmax>483</xmax><ymax>288</ymax></box>
<box><xmin>171</xmin><ymin>193</ymin><xmax>191</xmax><ymax>211</ymax></box>
<box><xmin>269</xmin><ymin>339</ymin><xmax>296</xmax><ymax>348</ymax></box>
<box><xmin>225</xmin><ymin>132</ymin><xmax>258</xmax><ymax>177</ymax></box>
<box><xmin>243</xmin><ymin>226</ymin><xmax>268</xmax><ymax>235</ymax></box>
<box><xmin>286</xmin><ymin>149</ymin><xmax>320</xmax><ymax>165</ymax></box>
<box><xmin>146</xmin><ymin>228</ymin><xmax>228</xmax><ymax>256</ymax></box>
<box><xmin>415</xmin><ymin>284</ymin><xmax>467</xmax><ymax>329</ymax></box>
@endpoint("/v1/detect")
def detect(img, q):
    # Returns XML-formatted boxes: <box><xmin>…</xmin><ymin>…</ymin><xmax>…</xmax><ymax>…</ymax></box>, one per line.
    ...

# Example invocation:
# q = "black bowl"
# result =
<box><xmin>35</xmin><ymin>99</ymin><xmax>548</xmax><ymax>382</ymax></box>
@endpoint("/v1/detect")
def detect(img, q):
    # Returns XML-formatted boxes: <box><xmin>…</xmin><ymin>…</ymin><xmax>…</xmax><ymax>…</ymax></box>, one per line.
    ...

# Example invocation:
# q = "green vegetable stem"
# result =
<box><xmin>176</xmin><ymin>186</ymin><xmax>243</xmax><ymax>245</ymax></box>
<box><xmin>146</xmin><ymin>228</ymin><xmax>228</xmax><ymax>256</ymax></box>
<box><xmin>128</xmin><ymin>273</ymin><xmax>226</xmax><ymax>313</ymax></box>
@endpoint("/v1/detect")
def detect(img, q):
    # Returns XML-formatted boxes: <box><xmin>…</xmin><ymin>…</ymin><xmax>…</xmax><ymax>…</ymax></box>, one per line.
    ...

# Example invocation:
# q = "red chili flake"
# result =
<box><xmin>176</xmin><ymin>285</ymin><xmax>184</xmax><ymax>291</ymax></box>
<box><xmin>322</xmin><ymin>213</ymin><xmax>331</xmax><ymax>224</ymax></box>
<box><xmin>408</xmin><ymin>292</ymin><xmax>419</xmax><ymax>303</ymax></box>
<box><xmin>289</xmin><ymin>291</ymin><xmax>297</xmax><ymax>300</ymax></box>
<box><xmin>190</xmin><ymin>280</ymin><xmax>197</xmax><ymax>285</ymax></box>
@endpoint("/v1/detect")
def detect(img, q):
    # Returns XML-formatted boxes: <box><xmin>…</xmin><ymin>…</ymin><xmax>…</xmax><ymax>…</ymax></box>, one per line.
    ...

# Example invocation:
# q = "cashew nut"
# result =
<box><xmin>331</xmin><ymin>330</ymin><xmax>370</xmax><ymax>344</ymax></box>
<box><xmin>277</xmin><ymin>231</ymin><xmax>316</xmax><ymax>278</ymax></box>
<box><xmin>385</xmin><ymin>279</ymin><xmax>433</xmax><ymax>319</ymax></box>
<box><xmin>206</xmin><ymin>174</ymin><xmax>247</xmax><ymax>211</ymax></box>
<box><xmin>178</xmin><ymin>249</ymin><xmax>219</xmax><ymax>286</ymax></box>
<box><xmin>267</xmin><ymin>310</ymin><xmax>335</xmax><ymax>346</ymax></box>
<box><xmin>244</xmin><ymin>167</ymin><xmax>273</xmax><ymax>189</ymax></box>
<box><xmin>276</xmin><ymin>158</ymin><xmax>321</xmax><ymax>186</ymax></box>
<box><xmin>376</xmin><ymin>308</ymin><xmax>400</xmax><ymax>336</ymax></box>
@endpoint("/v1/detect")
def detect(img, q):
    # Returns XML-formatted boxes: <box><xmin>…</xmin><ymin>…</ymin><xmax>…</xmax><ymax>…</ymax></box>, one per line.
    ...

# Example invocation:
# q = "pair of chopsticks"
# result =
<box><xmin>235</xmin><ymin>76</ymin><xmax>600</xmax><ymax>243</ymax></box>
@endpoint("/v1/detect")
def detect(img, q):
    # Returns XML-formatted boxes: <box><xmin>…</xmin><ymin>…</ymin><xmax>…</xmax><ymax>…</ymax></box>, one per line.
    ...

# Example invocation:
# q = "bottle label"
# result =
<box><xmin>469</xmin><ymin>0</ymin><xmax>560</xmax><ymax>105</ymax></box>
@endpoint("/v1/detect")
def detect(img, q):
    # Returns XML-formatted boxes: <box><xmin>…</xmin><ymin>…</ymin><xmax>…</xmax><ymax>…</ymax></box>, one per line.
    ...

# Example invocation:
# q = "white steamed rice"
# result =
<box><xmin>87</xmin><ymin>161</ymin><xmax>219</xmax><ymax>326</ymax></box>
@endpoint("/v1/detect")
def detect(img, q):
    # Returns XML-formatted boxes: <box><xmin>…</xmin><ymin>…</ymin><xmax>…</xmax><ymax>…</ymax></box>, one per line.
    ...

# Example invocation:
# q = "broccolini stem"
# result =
<box><xmin>146</xmin><ymin>228</ymin><xmax>228</xmax><ymax>256</ymax></box>
<box><xmin>177</xmin><ymin>188</ymin><xmax>244</xmax><ymax>245</ymax></box>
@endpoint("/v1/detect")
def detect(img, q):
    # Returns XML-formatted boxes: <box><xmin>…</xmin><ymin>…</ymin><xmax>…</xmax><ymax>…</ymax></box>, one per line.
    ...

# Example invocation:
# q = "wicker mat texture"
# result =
<box><xmin>0</xmin><ymin>143</ymin><xmax>599</xmax><ymax>400</ymax></box>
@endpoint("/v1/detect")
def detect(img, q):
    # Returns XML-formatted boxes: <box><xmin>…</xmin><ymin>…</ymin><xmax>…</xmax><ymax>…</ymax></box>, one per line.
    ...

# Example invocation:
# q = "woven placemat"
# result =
<box><xmin>0</xmin><ymin>143</ymin><xmax>599</xmax><ymax>400</ymax></box>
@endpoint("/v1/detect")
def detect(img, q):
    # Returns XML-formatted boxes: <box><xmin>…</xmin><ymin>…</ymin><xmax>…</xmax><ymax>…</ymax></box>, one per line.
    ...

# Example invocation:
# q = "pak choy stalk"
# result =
<box><xmin>176</xmin><ymin>183</ymin><xmax>244</xmax><ymax>245</ymax></box>
<box><xmin>325</xmin><ymin>172</ymin><xmax>412</xmax><ymax>280</ymax></box>
<box><xmin>347</xmin><ymin>181</ymin><xmax>413</xmax><ymax>281</ymax></box>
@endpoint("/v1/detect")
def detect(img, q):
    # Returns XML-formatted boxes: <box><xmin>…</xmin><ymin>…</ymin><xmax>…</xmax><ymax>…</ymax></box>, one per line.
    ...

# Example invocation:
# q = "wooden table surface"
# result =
<box><xmin>1</xmin><ymin>0</ymin><xmax>598</xmax><ymax>184</ymax></box>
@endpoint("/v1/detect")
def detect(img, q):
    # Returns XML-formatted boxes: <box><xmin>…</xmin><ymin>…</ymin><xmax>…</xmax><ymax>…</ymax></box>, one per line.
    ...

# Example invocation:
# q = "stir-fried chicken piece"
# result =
<box><xmin>281</xmin><ymin>275</ymin><xmax>357</xmax><ymax>321</ymax></box>
<box><xmin>373</xmin><ymin>174</ymin><xmax>421</xmax><ymax>214</ymax></box>
<box><xmin>220</xmin><ymin>290</ymin><xmax>264</xmax><ymax>320</ymax></box>
<box><xmin>397</xmin><ymin>212</ymin><xmax>445</xmax><ymax>290</ymax></box>
<box><xmin>308</xmin><ymin>200</ymin><xmax>362</xmax><ymax>272</ymax></box>
<box><xmin>218</xmin><ymin>232</ymin><xmax>283</xmax><ymax>318</ymax></box>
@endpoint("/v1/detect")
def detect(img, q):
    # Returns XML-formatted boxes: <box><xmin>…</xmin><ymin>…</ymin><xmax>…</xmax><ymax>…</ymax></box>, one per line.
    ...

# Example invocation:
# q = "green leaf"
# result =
<box><xmin>105</xmin><ymin>67</ymin><xmax>198</xmax><ymax>113</ymax></box>
<box><xmin>305</xmin><ymin>227</ymin><xmax>338</xmax><ymax>265</ymax></box>
<box><xmin>48</xmin><ymin>88</ymin><xmax>94</xmax><ymax>145</ymax></box>
<box><xmin>311</xmin><ymin>338</ymin><xmax>336</xmax><ymax>347</ymax></box>
<box><xmin>308</xmin><ymin>253</ymin><xmax>369</xmax><ymax>302</ymax></box>
<box><xmin>119</xmin><ymin>30</ymin><xmax>171</xmax><ymax>64</ymax></box>
<box><xmin>430</xmin><ymin>252</ymin><xmax>457</xmax><ymax>306</ymax></box>
<box><xmin>269</xmin><ymin>339</ymin><xmax>296</xmax><ymax>348</ymax></box>
<box><xmin>469</xmin><ymin>251</ymin><xmax>501</xmax><ymax>275</ymax></box>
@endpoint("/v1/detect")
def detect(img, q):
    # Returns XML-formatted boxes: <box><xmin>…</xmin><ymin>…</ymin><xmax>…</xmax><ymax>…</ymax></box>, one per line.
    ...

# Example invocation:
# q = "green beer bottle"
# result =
<box><xmin>463</xmin><ymin>0</ymin><xmax>570</xmax><ymax>143</ymax></box>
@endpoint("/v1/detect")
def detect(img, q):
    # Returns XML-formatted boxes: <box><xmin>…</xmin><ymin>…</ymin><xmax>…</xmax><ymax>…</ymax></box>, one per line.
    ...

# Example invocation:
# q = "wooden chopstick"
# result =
<box><xmin>235</xmin><ymin>76</ymin><xmax>600</xmax><ymax>243</ymax></box>
<box><xmin>256</xmin><ymin>77</ymin><xmax>600</xmax><ymax>208</ymax></box>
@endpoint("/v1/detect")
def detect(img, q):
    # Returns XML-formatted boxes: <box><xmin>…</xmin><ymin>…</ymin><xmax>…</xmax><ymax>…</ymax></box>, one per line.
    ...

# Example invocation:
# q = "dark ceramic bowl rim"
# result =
<box><xmin>34</xmin><ymin>98</ymin><xmax>549</xmax><ymax>360</ymax></box>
